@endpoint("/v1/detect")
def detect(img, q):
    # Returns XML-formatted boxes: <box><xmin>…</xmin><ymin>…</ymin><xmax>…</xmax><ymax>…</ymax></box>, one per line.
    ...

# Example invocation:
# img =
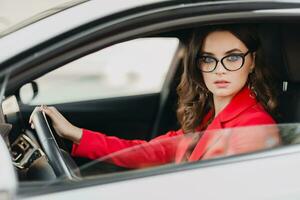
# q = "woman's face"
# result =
<box><xmin>200</xmin><ymin>30</ymin><xmax>254</xmax><ymax>101</ymax></box>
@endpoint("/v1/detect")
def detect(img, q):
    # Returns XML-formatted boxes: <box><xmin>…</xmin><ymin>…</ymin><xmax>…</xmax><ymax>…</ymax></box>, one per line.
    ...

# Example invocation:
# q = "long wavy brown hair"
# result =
<box><xmin>177</xmin><ymin>24</ymin><xmax>278</xmax><ymax>134</ymax></box>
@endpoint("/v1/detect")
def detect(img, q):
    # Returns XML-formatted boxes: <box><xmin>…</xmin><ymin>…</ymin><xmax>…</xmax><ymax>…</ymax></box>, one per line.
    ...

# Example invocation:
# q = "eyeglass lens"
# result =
<box><xmin>199</xmin><ymin>54</ymin><xmax>245</xmax><ymax>72</ymax></box>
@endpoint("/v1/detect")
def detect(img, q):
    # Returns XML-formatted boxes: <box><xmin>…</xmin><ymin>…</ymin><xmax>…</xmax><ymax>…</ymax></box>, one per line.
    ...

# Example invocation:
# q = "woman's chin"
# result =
<box><xmin>211</xmin><ymin>88</ymin><xmax>236</xmax><ymax>99</ymax></box>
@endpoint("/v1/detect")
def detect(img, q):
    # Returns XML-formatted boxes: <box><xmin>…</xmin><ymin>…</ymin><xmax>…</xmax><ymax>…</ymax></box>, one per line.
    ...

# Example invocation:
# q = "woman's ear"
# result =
<box><xmin>250</xmin><ymin>52</ymin><xmax>256</xmax><ymax>72</ymax></box>
<box><xmin>252</xmin><ymin>51</ymin><xmax>256</xmax><ymax>61</ymax></box>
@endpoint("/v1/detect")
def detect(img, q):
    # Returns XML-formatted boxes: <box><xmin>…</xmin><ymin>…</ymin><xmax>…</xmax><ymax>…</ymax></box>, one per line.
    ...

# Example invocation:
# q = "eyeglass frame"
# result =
<box><xmin>197</xmin><ymin>50</ymin><xmax>252</xmax><ymax>73</ymax></box>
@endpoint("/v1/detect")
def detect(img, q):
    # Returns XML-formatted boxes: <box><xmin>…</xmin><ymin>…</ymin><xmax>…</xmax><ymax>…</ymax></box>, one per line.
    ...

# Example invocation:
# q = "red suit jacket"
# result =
<box><xmin>72</xmin><ymin>87</ymin><xmax>280</xmax><ymax>168</ymax></box>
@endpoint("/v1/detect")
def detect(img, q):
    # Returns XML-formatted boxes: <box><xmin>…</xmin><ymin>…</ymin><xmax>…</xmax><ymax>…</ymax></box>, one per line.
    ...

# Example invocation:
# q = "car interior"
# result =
<box><xmin>2</xmin><ymin>21</ymin><xmax>300</xmax><ymax>183</ymax></box>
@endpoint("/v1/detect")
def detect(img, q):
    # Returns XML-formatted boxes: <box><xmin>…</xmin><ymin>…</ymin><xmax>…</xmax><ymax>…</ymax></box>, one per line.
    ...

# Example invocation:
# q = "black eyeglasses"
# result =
<box><xmin>198</xmin><ymin>51</ymin><xmax>251</xmax><ymax>73</ymax></box>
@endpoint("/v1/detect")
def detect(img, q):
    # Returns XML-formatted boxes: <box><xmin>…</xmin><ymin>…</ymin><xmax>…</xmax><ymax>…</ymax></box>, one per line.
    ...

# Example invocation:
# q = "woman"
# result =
<box><xmin>31</xmin><ymin>24</ymin><xmax>281</xmax><ymax>168</ymax></box>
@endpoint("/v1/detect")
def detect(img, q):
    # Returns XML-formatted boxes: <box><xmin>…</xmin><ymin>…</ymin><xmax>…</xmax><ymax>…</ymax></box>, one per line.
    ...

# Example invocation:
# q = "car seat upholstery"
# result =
<box><xmin>276</xmin><ymin>24</ymin><xmax>300</xmax><ymax>123</ymax></box>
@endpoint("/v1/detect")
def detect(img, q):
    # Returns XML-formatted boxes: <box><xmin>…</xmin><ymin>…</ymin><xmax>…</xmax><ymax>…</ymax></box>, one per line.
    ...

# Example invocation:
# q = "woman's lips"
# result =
<box><xmin>214</xmin><ymin>80</ymin><xmax>230</xmax><ymax>88</ymax></box>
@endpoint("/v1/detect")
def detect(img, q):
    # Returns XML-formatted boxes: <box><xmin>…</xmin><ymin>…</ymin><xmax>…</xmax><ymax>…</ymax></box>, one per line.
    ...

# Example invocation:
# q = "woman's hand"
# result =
<box><xmin>29</xmin><ymin>106</ymin><xmax>82</xmax><ymax>143</ymax></box>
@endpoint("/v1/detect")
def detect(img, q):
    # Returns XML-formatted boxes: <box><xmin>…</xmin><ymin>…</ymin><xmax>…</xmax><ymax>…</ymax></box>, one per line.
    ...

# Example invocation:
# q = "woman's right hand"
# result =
<box><xmin>29</xmin><ymin>106</ymin><xmax>83</xmax><ymax>143</ymax></box>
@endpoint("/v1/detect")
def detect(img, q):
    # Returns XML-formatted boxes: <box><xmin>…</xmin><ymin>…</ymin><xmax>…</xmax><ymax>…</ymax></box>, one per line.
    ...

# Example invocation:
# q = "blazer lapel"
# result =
<box><xmin>188</xmin><ymin>86</ymin><xmax>257</xmax><ymax>162</ymax></box>
<box><xmin>188</xmin><ymin>117</ymin><xmax>223</xmax><ymax>161</ymax></box>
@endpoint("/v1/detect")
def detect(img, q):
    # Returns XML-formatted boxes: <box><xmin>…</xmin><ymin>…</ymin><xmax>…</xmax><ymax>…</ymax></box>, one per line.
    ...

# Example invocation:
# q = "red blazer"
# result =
<box><xmin>71</xmin><ymin>87</ymin><xmax>280</xmax><ymax>168</ymax></box>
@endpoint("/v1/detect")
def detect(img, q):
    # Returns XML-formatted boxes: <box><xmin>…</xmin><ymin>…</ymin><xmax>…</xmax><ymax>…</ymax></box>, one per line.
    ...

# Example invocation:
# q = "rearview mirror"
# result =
<box><xmin>19</xmin><ymin>81</ymin><xmax>38</xmax><ymax>104</ymax></box>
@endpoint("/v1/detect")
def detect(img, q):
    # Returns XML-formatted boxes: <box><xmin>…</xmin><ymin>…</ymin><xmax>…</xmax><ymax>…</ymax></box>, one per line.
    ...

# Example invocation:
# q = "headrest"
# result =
<box><xmin>281</xmin><ymin>24</ymin><xmax>300</xmax><ymax>82</ymax></box>
<box><xmin>258</xmin><ymin>24</ymin><xmax>287</xmax><ymax>82</ymax></box>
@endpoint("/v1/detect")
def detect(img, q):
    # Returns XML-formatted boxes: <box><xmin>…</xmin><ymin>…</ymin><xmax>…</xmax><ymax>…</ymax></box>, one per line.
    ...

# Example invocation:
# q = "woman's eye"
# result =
<box><xmin>226</xmin><ymin>55</ymin><xmax>242</xmax><ymax>62</ymax></box>
<box><xmin>202</xmin><ymin>57</ymin><xmax>215</xmax><ymax>63</ymax></box>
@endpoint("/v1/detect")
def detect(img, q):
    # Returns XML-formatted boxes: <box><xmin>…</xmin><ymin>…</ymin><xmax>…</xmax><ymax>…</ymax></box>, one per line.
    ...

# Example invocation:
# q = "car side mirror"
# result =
<box><xmin>19</xmin><ymin>81</ymin><xmax>38</xmax><ymax>104</ymax></box>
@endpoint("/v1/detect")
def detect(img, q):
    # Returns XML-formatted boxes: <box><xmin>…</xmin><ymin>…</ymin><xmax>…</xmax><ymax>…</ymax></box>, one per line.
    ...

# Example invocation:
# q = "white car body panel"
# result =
<box><xmin>24</xmin><ymin>150</ymin><xmax>300</xmax><ymax>200</ymax></box>
<box><xmin>0</xmin><ymin>136</ymin><xmax>17</xmax><ymax>200</ymax></box>
<box><xmin>0</xmin><ymin>0</ymin><xmax>169</xmax><ymax>65</ymax></box>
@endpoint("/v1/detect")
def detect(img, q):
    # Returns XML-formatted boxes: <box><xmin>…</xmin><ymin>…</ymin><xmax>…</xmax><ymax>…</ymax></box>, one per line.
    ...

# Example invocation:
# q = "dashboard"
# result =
<box><xmin>1</xmin><ymin>96</ymin><xmax>56</xmax><ymax>181</ymax></box>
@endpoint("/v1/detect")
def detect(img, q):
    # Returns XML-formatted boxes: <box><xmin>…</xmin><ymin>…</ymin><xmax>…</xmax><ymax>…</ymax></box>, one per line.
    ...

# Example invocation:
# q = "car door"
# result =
<box><xmin>4</xmin><ymin>1</ymin><xmax>300</xmax><ymax>199</ymax></box>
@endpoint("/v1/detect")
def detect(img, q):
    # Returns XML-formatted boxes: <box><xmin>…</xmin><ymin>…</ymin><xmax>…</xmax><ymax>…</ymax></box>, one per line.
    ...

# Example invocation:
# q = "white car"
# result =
<box><xmin>1</xmin><ymin>0</ymin><xmax>300</xmax><ymax>199</ymax></box>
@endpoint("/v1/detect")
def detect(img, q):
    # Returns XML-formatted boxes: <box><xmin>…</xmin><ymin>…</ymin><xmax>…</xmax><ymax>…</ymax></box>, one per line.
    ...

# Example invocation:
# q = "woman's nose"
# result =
<box><xmin>214</xmin><ymin>61</ymin><xmax>227</xmax><ymax>74</ymax></box>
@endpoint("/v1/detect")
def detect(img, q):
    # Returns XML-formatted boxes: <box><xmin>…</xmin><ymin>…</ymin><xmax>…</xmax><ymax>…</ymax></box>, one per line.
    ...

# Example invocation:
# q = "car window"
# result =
<box><xmin>15</xmin><ymin>118</ymin><xmax>300</xmax><ymax>188</ymax></box>
<box><xmin>76</xmin><ymin>124</ymin><xmax>286</xmax><ymax>178</ymax></box>
<box><xmin>20</xmin><ymin>37</ymin><xmax>180</xmax><ymax>105</ymax></box>
<box><xmin>17</xmin><ymin>123</ymin><xmax>300</xmax><ymax>196</ymax></box>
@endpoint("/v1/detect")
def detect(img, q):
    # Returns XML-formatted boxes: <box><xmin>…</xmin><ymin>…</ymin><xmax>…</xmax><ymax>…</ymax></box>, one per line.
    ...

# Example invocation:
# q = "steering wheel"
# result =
<box><xmin>31</xmin><ymin>109</ymin><xmax>79</xmax><ymax>180</ymax></box>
